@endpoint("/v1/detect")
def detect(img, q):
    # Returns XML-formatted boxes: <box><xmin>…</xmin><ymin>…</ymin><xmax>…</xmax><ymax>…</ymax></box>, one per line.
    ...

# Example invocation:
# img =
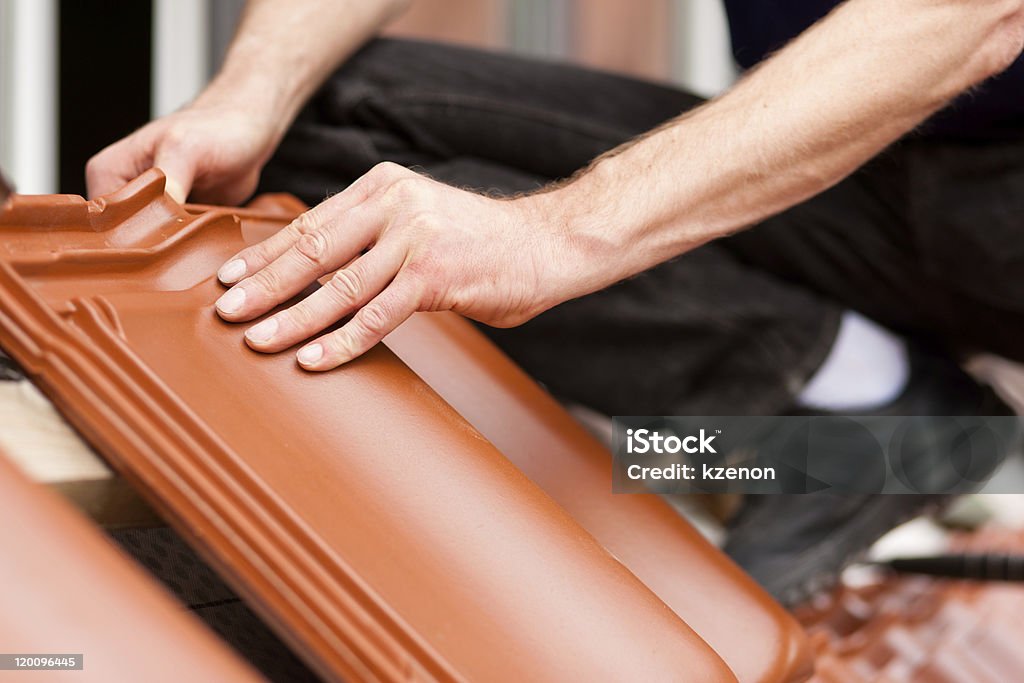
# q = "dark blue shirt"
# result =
<box><xmin>723</xmin><ymin>0</ymin><xmax>1024</xmax><ymax>139</ymax></box>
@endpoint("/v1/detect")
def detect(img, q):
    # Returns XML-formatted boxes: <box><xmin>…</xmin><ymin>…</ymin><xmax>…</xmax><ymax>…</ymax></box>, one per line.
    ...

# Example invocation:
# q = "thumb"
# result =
<box><xmin>86</xmin><ymin>139</ymin><xmax>142</xmax><ymax>199</ymax></box>
<box><xmin>152</xmin><ymin>148</ymin><xmax>197</xmax><ymax>204</ymax></box>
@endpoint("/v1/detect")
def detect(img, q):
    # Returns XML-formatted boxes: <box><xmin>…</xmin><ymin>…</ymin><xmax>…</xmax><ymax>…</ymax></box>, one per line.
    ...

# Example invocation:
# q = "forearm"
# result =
<box><xmin>551</xmin><ymin>0</ymin><xmax>1024</xmax><ymax>292</ymax></box>
<box><xmin>207</xmin><ymin>0</ymin><xmax>1023</xmax><ymax>368</ymax></box>
<box><xmin>196</xmin><ymin>0</ymin><xmax>409</xmax><ymax>140</ymax></box>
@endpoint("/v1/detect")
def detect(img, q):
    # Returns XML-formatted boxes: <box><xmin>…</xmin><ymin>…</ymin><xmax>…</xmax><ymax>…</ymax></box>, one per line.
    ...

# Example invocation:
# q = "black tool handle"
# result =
<box><xmin>885</xmin><ymin>553</ymin><xmax>1024</xmax><ymax>581</ymax></box>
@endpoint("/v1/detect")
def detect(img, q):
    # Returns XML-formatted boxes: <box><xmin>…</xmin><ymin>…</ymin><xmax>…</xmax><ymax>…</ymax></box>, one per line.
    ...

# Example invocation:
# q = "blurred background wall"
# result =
<box><xmin>0</xmin><ymin>0</ymin><xmax>736</xmax><ymax>196</ymax></box>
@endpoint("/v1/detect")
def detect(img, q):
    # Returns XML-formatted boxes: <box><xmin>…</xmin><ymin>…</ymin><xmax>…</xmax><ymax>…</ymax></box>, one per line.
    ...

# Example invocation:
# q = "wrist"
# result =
<box><xmin>194</xmin><ymin>63</ymin><xmax>303</xmax><ymax>147</ymax></box>
<box><xmin>524</xmin><ymin>145</ymin><xmax>720</xmax><ymax>306</ymax></box>
<box><xmin>519</xmin><ymin>166</ymin><xmax>631</xmax><ymax>304</ymax></box>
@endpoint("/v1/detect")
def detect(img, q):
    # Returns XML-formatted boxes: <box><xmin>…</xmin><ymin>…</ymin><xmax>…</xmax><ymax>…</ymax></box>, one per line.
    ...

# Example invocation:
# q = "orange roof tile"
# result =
<box><xmin>0</xmin><ymin>171</ymin><xmax>811</xmax><ymax>682</ymax></box>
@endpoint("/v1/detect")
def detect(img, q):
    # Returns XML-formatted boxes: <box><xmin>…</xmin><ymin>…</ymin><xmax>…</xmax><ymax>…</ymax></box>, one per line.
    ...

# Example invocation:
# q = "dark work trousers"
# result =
<box><xmin>259</xmin><ymin>38</ymin><xmax>1024</xmax><ymax>417</ymax></box>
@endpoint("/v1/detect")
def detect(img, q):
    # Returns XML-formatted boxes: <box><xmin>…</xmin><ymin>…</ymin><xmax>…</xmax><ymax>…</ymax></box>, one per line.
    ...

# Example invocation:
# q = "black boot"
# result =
<box><xmin>724</xmin><ymin>343</ymin><xmax>1020</xmax><ymax>607</ymax></box>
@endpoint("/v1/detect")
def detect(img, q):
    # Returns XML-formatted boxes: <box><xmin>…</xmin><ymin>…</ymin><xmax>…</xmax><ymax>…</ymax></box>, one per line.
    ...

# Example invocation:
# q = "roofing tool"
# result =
<box><xmin>0</xmin><ymin>166</ymin><xmax>13</xmax><ymax>206</ymax></box>
<box><xmin>878</xmin><ymin>552</ymin><xmax>1024</xmax><ymax>581</ymax></box>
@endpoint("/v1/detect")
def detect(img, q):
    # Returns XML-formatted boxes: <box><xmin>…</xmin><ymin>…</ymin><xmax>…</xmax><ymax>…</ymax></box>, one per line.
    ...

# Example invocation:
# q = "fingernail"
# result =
<box><xmin>216</xmin><ymin>287</ymin><xmax>246</xmax><ymax>315</ymax></box>
<box><xmin>246</xmin><ymin>317</ymin><xmax>279</xmax><ymax>343</ymax></box>
<box><xmin>218</xmin><ymin>259</ymin><xmax>247</xmax><ymax>283</ymax></box>
<box><xmin>297</xmin><ymin>343</ymin><xmax>323</xmax><ymax>366</ymax></box>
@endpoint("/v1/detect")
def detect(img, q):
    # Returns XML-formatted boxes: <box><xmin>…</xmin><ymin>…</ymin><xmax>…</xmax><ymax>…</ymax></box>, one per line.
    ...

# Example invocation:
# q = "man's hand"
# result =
<box><xmin>214</xmin><ymin>163</ymin><xmax>587</xmax><ymax>371</ymax></box>
<box><xmin>87</xmin><ymin>102</ymin><xmax>280</xmax><ymax>205</ymax></box>
<box><xmin>86</xmin><ymin>0</ymin><xmax>410</xmax><ymax>204</ymax></box>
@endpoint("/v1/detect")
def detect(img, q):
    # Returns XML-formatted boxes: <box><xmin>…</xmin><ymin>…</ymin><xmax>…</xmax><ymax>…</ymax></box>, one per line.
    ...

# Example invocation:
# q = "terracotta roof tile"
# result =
<box><xmin>0</xmin><ymin>171</ymin><xmax>811</xmax><ymax>682</ymax></box>
<box><xmin>0</xmin><ymin>452</ymin><xmax>264</xmax><ymax>682</ymax></box>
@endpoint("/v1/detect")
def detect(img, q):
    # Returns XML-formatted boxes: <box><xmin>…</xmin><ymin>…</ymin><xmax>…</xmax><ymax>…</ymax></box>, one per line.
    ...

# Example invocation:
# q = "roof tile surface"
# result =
<box><xmin>0</xmin><ymin>172</ymin><xmax>781</xmax><ymax>683</ymax></box>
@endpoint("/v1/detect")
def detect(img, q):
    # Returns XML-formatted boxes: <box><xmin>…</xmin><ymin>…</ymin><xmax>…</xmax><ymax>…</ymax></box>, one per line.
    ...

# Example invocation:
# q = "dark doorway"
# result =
<box><xmin>58</xmin><ymin>0</ymin><xmax>152</xmax><ymax>196</ymax></box>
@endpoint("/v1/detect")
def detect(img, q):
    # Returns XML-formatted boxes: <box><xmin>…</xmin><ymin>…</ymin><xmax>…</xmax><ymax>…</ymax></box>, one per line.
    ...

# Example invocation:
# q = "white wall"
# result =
<box><xmin>672</xmin><ymin>0</ymin><xmax>736</xmax><ymax>97</ymax></box>
<box><xmin>0</xmin><ymin>0</ymin><xmax>58</xmax><ymax>194</ymax></box>
<box><xmin>152</xmin><ymin>0</ymin><xmax>211</xmax><ymax>117</ymax></box>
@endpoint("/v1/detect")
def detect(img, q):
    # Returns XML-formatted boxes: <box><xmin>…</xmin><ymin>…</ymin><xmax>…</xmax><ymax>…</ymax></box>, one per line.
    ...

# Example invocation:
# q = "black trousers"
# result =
<box><xmin>260</xmin><ymin>38</ymin><xmax>1024</xmax><ymax>416</ymax></box>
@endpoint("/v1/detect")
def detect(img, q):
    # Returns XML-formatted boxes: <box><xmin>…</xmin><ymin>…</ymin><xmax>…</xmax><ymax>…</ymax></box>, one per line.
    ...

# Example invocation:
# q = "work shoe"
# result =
<box><xmin>724</xmin><ymin>343</ymin><xmax>1020</xmax><ymax>607</ymax></box>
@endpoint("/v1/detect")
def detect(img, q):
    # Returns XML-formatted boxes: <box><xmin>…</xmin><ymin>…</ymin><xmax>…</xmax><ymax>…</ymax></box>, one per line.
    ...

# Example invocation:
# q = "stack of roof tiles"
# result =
<box><xmin>800</xmin><ymin>529</ymin><xmax>1024</xmax><ymax>682</ymax></box>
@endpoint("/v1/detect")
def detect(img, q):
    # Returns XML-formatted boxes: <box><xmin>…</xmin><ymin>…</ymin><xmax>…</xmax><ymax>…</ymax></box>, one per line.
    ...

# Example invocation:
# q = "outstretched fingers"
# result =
<box><xmin>293</xmin><ymin>273</ymin><xmax>424</xmax><ymax>371</ymax></box>
<box><xmin>242</xmin><ymin>240</ymin><xmax>407</xmax><ymax>353</ymax></box>
<box><xmin>216</xmin><ymin>163</ymin><xmax>402</xmax><ymax>286</ymax></box>
<box><xmin>215</xmin><ymin>201</ymin><xmax>389</xmax><ymax>322</ymax></box>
